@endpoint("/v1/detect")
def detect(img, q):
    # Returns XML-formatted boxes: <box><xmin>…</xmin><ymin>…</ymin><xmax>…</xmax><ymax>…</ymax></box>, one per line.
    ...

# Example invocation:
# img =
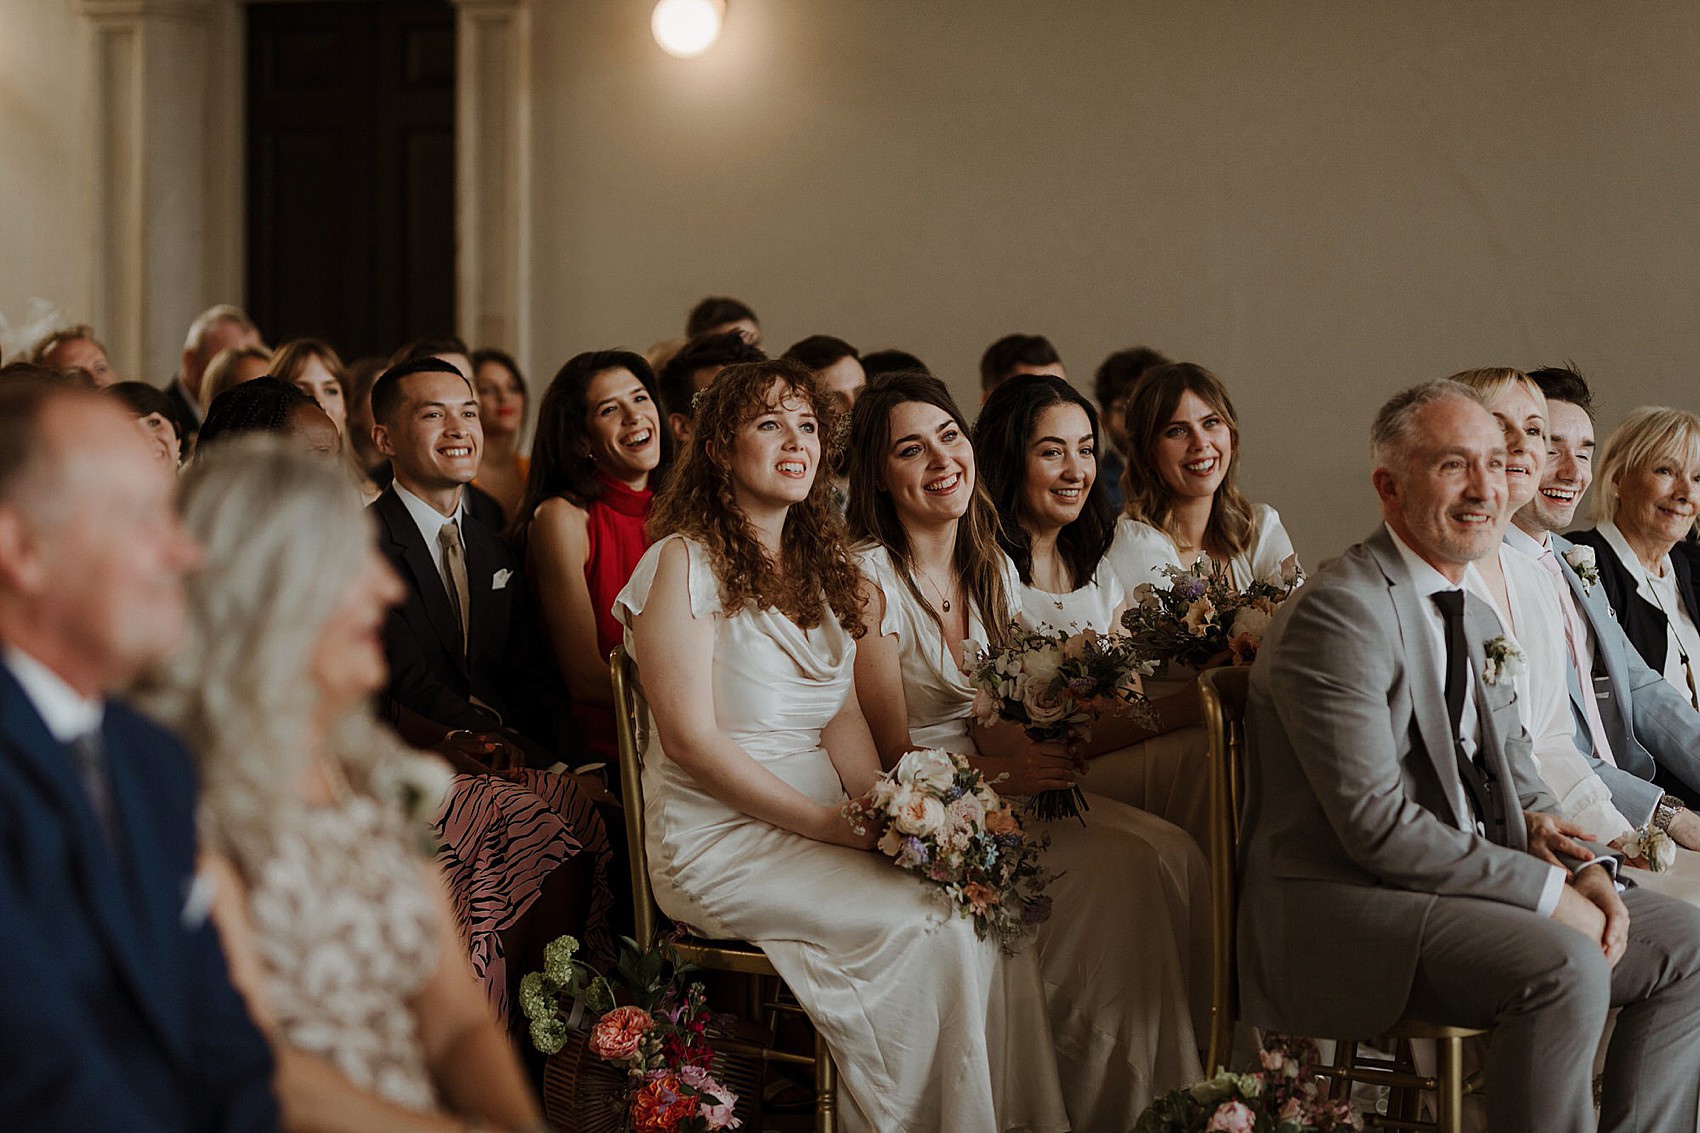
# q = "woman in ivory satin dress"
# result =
<box><xmin>614</xmin><ymin>359</ymin><xmax>1067</xmax><ymax>1133</ymax></box>
<box><xmin>1100</xmin><ymin>363</ymin><xmax>1299</xmax><ymax>850</ymax></box>
<box><xmin>846</xmin><ymin>370</ymin><xmax>1209</xmax><ymax>1130</ymax></box>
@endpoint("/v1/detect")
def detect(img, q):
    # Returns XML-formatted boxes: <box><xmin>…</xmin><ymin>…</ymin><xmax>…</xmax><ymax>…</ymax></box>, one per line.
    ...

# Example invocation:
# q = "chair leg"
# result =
<box><xmin>813</xmin><ymin>1030</ymin><xmax>836</xmax><ymax>1133</ymax></box>
<box><xmin>1435</xmin><ymin>1036</ymin><xmax>1465</xmax><ymax>1133</ymax></box>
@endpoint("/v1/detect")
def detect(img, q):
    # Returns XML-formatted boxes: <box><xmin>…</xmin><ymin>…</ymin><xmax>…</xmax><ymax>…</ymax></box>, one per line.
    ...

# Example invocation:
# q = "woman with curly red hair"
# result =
<box><xmin>614</xmin><ymin>358</ymin><xmax>1066</xmax><ymax>1132</ymax></box>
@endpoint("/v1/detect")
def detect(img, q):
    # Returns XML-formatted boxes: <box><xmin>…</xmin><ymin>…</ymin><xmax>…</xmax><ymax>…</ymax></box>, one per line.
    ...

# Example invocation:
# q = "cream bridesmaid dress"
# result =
<box><xmin>859</xmin><ymin>543</ymin><xmax>1209</xmax><ymax>1131</ymax></box>
<box><xmin>615</xmin><ymin>535</ymin><xmax>1069</xmax><ymax>1133</ymax></box>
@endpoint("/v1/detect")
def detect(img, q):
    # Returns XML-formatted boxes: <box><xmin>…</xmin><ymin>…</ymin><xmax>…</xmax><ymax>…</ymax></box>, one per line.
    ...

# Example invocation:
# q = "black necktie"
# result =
<box><xmin>1430</xmin><ymin>590</ymin><xmax>1508</xmax><ymax>844</ymax></box>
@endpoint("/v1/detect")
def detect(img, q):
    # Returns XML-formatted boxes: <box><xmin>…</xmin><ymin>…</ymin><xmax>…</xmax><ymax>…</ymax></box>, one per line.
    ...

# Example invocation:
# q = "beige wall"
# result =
<box><xmin>0</xmin><ymin>0</ymin><xmax>93</xmax><ymax>361</ymax></box>
<box><xmin>528</xmin><ymin>0</ymin><xmax>1700</xmax><ymax>562</ymax></box>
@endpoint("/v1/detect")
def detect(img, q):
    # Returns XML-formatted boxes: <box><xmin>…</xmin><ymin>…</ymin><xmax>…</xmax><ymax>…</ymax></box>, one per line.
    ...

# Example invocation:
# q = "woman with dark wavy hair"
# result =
<box><xmin>510</xmin><ymin>349</ymin><xmax>669</xmax><ymax>759</ymax></box>
<box><xmin>616</xmin><ymin>359</ymin><xmax>1066</xmax><ymax>1131</ymax></box>
<box><xmin>848</xmin><ymin>371</ymin><xmax>1209</xmax><ymax>1127</ymax></box>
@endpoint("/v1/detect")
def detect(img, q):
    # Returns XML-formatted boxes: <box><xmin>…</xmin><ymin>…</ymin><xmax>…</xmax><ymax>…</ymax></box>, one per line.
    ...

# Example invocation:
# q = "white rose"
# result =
<box><xmin>946</xmin><ymin>792</ymin><xmax>986</xmax><ymax>832</ymax></box>
<box><xmin>898</xmin><ymin>747</ymin><xmax>958</xmax><ymax>794</ymax></box>
<box><xmin>892</xmin><ymin>791</ymin><xmax>948</xmax><ymax>837</ymax></box>
<box><xmin>1023</xmin><ymin>644</ymin><xmax>1064</xmax><ymax>686</ymax></box>
<box><xmin>1230</xmin><ymin>606</ymin><xmax>1272</xmax><ymax>641</ymax></box>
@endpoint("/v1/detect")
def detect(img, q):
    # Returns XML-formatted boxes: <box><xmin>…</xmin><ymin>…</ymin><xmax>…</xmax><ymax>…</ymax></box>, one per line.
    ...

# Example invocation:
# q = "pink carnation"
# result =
<box><xmin>588</xmin><ymin>1004</ymin><xmax>654</xmax><ymax>1062</ymax></box>
<box><xmin>1206</xmin><ymin>1099</ymin><xmax>1257</xmax><ymax>1133</ymax></box>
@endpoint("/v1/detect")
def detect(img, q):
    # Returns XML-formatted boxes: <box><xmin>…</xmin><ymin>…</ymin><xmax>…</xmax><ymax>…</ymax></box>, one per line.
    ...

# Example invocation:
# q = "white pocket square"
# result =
<box><xmin>181</xmin><ymin>867</ymin><xmax>216</xmax><ymax>930</ymax></box>
<box><xmin>492</xmin><ymin>569</ymin><xmax>512</xmax><ymax>590</ymax></box>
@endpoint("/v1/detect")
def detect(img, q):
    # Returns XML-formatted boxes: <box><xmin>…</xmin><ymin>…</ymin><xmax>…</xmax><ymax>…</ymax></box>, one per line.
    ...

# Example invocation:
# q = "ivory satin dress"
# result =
<box><xmin>615</xmin><ymin>536</ymin><xmax>1069</xmax><ymax>1133</ymax></box>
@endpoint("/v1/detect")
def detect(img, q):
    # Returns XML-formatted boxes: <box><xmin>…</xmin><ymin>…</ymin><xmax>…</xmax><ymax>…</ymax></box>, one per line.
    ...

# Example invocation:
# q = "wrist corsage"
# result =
<box><xmin>1563</xmin><ymin>545</ymin><xmax>1601</xmax><ymax>594</ymax></box>
<box><xmin>1637</xmin><ymin>825</ymin><xmax>1677</xmax><ymax>873</ymax></box>
<box><xmin>1481</xmin><ymin>635</ymin><xmax>1527</xmax><ymax>687</ymax></box>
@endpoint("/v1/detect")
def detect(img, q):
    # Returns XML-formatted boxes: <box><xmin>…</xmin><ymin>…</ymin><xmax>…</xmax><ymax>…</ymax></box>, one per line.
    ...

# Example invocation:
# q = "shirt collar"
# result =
<box><xmin>1503</xmin><ymin>523</ymin><xmax>1549</xmax><ymax>559</ymax></box>
<box><xmin>393</xmin><ymin>481</ymin><xmax>464</xmax><ymax>541</ymax></box>
<box><xmin>1597</xmin><ymin>519</ymin><xmax>1665</xmax><ymax>582</ymax></box>
<box><xmin>3</xmin><ymin>645</ymin><xmax>104</xmax><ymax>743</ymax></box>
<box><xmin>1383</xmin><ymin>522</ymin><xmax>1486</xmax><ymax>601</ymax></box>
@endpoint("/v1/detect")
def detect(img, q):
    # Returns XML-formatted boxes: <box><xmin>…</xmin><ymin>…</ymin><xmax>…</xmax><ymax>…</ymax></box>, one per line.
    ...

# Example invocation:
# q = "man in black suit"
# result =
<box><xmin>0</xmin><ymin>376</ymin><xmax>276</xmax><ymax>1129</ymax></box>
<box><xmin>368</xmin><ymin>358</ymin><xmax>549</xmax><ymax>751</ymax></box>
<box><xmin>168</xmin><ymin>304</ymin><xmax>262</xmax><ymax>447</ymax></box>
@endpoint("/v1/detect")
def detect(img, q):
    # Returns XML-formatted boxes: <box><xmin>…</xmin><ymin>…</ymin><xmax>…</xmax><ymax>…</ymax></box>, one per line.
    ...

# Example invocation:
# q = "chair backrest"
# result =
<box><xmin>609</xmin><ymin>644</ymin><xmax>664</xmax><ymax>948</ymax></box>
<box><xmin>1199</xmin><ymin>664</ymin><xmax>1252</xmax><ymax>1074</ymax></box>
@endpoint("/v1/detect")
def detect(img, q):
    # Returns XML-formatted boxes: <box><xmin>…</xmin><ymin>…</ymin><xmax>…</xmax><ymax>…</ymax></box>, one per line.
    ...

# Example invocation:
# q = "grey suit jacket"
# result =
<box><xmin>1237</xmin><ymin>527</ymin><xmax>1575</xmax><ymax>1039</ymax></box>
<box><xmin>1548</xmin><ymin>531</ymin><xmax>1700</xmax><ymax>821</ymax></box>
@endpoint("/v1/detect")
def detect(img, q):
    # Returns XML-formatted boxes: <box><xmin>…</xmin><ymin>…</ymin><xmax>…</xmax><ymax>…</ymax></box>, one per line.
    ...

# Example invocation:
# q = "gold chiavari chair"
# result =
<box><xmin>1198</xmin><ymin>666</ymin><xmax>1484</xmax><ymax>1133</ymax></box>
<box><xmin>609</xmin><ymin>645</ymin><xmax>837</xmax><ymax>1131</ymax></box>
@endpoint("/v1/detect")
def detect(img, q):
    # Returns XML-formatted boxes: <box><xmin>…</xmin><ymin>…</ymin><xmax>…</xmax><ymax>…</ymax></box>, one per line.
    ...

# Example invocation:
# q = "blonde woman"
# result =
<box><xmin>138</xmin><ymin>438</ymin><xmax>543</xmax><ymax>1133</ymax></box>
<box><xmin>1571</xmin><ymin>407</ymin><xmax>1700</xmax><ymax>710</ymax></box>
<box><xmin>199</xmin><ymin>343</ymin><xmax>276</xmax><ymax>416</ymax></box>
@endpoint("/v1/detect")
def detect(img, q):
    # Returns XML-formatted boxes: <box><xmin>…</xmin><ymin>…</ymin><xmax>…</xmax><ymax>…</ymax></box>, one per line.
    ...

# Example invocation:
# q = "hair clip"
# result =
<box><xmin>691</xmin><ymin>387</ymin><xmax>711</xmax><ymax>414</ymax></box>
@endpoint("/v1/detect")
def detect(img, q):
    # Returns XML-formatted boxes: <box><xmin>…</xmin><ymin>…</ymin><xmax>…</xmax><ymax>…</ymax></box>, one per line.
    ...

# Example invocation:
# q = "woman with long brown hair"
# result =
<box><xmin>616</xmin><ymin>359</ymin><xmax>1066</xmax><ymax>1132</ymax></box>
<box><xmin>847</xmin><ymin>370</ymin><xmax>1209</xmax><ymax>1128</ymax></box>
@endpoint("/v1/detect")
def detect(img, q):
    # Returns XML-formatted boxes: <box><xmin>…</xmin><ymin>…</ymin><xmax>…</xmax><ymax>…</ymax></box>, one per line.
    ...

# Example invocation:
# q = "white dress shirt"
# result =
<box><xmin>3</xmin><ymin>645</ymin><xmax>103</xmax><ymax>742</ymax></box>
<box><xmin>1383</xmin><ymin>526</ymin><xmax>1566</xmax><ymax>916</ymax></box>
<box><xmin>393</xmin><ymin>482</ymin><xmax>467</xmax><ymax>593</ymax></box>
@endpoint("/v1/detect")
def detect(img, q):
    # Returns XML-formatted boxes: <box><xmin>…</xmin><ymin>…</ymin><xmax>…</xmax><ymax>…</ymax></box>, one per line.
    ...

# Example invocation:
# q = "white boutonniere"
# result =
<box><xmin>1637</xmin><ymin>825</ymin><xmax>1678</xmax><ymax>873</ymax></box>
<box><xmin>1481</xmin><ymin>635</ymin><xmax>1527</xmax><ymax>687</ymax></box>
<box><xmin>1563</xmin><ymin>545</ymin><xmax>1600</xmax><ymax>594</ymax></box>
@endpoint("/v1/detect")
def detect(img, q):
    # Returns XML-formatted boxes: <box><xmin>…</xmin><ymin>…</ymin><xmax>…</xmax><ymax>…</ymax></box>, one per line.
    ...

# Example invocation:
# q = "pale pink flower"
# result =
<box><xmin>1022</xmin><ymin>681</ymin><xmax>1072</xmax><ymax>727</ymax></box>
<box><xmin>1206</xmin><ymin>1099</ymin><xmax>1257</xmax><ymax>1133</ymax></box>
<box><xmin>587</xmin><ymin>1005</ymin><xmax>653</xmax><ymax>1062</ymax></box>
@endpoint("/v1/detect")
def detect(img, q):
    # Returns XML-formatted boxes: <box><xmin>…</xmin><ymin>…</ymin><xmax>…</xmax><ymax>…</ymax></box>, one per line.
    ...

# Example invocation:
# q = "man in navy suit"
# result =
<box><xmin>367</xmin><ymin>358</ymin><xmax>553</xmax><ymax>756</ymax></box>
<box><xmin>0</xmin><ymin>376</ymin><xmax>276</xmax><ymax>1129</ymax></box>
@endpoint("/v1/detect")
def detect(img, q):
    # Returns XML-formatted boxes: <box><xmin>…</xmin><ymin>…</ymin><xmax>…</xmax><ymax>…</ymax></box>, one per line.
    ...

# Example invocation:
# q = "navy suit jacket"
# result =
<box><xmin>0</xmin><ymin>662</ymin><xmax>276</xmax><ymax>1130</ymax></box>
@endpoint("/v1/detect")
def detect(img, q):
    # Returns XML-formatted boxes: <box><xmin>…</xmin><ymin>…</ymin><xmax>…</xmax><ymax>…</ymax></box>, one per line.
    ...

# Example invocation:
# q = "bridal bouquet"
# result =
<box><xmin>1121</xmin><ymin>556</ymin><xmax>1301</xmax><ymax>674</ymax></box>
<box><xmin>849</xmin><ymin>747</ymin><xmax>1053</xmax><ymax>953</ymax></box>
<box><xmin>1135</xmin><ymin>1035</ymin><xmax>1360</xmax><ymax>1133</ymax></box>
<box><xmin>520</xmin><ymin>934</ymin><xmax>742</xmax><ymax>1131</ymax></box>
<box><xmin>963</xmin><ymin>625</ymin><xmax>1157</xmax><ymax>822</ymax></box>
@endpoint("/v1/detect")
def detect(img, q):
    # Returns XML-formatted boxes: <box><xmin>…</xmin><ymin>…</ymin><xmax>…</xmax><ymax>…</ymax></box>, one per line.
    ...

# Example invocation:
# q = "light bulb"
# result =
<box><xmin>652</xmin><ymin>0</ymin><xmax>725</xmax><ymax>59</ymax></box>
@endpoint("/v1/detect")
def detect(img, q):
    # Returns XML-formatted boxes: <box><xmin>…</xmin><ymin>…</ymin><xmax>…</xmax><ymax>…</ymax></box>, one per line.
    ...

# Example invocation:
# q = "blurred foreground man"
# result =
<box><xmin>0</xmin><ymin>377</ymin><xmax>276</xmax><ymax>1130</ymax></box>
<box><xmin>1238</xmin><ymin>379</ymin><xmax>1700</xmax><ymax>1133</ymax></box>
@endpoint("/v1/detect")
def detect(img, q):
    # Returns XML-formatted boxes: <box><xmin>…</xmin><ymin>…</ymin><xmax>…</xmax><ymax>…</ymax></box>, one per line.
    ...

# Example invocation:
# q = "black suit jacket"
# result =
<box><xmin>1571</xmin><ymin>527</ymin><xmax>1700</xmax><ymax>677</ymax></box>
<box><xmin>0</xmin><ymin>662</ymin><xmax>277</xmax><ymax>1130</ymax></box>
<box><xmin>371</xmin><ymin>485</ymin><xmax>541</xmax><ymax>740</ymax></box>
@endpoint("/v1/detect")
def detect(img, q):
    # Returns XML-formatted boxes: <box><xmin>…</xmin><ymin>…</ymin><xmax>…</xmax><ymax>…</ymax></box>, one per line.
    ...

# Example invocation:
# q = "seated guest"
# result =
<box><xmin>199</xmin><ymin>378</ymin><xmax>341</xmax><ymax>461</ymax></box>
<box><xmin>684</xmin><ymin>294</ymin><xmax>761</xmax><ymax>346</ymax></box>
<box><xmin>391</xmin><ymin>333</ymin><xmax>474</xmax><ymax>380</ymax></box>
<box><xmin>470</xmin><ymin>348</ymin><xmax>530</xmax><ymax>523</ymax></box>
<box><xmin>27</xmin><ymin>323</ymin><xmax>119</xmax><ymax>386</ymax></box>
<box><xmin>1241</xmin><ymin>378</ymin><xmax>1700</xmax><ymax>1133</ymax></box>
<box><xmin>850</xmin><ymin>371</ymin><xmax>1209</xmax><ymax>1124</ymax></box>
<box><xmin>657</xmin><ymin>329</ymin><xmax>766</xmax><ymax>446</ymax></box>
<box><xmin>269</xmin><ymin>339</ymin><xmax>379</xmax><ymax>502</ymax></box>
<box><xmin>0</xmin><ymin>377</ymin><xmax>275</xmax><ymax>1129</ymax></box>
<box><xmin>1100</xmin><ymin>362</ymin><xmax>1299</xmax><ymax>847</ymax></box>
<box><xmin>1092</xmin><ymin>345</ymin><xmax>1170</xmax><ymax>510</ymax></box>
<box><xmin>860</xmin><ymin>348</ymin><xmax>929</xmax><ymax>379</ymax></box>
<box><xmin>368</xmin><ymin>358</ymin><xmax>549</xmax><ymax>753</ymax></box>
<box><xmin>511</xmin><ymin>350</ymin><xmax>668</xmax><ymax>761</ymax></box>
<box><xmin>174</xmin><ymin>304</ymin><xmax>263</xmax><ymax>443</ymax></box>
<box><xmin>138</xmin><ymin>439</ymin><xmax>545</xmax><ymax>1132</ymax></box>
<box><xmin>978</xmin><ymin>332</ymin><xmax>1064</xmax><ymax>402</ymax></box>
<box><xmin>1569</xmin><ymin>407</ymin><xmax>1700</xmax><ymax>711</ymax></box>
<box><xmin>783</xmin><ymin>334</ymin><xmax>866</xmax><ymax>407</ymax></box>
<box><xmin>106</xmin><ymin>380</ymin><xmax>185</xmax><ymax>466</ymax></box>
<box><xmin>1508</xmin><ymin>367</ymin><xmax>1700</xmax><ymax>855</ymax></box>
<box><xmin>616</xmin><ymin>359</ymin><xmax>1067</xmax><ymax>1129</ymax></box>
<box><xmin>343</xmin><ymin>356</ymin><xmax>390</xmax><ymax>473</ymax></box>
<box><xmin>199</xmin><ymin>343</ymin><xmax>276</xmax><ymax>415</ymax></box>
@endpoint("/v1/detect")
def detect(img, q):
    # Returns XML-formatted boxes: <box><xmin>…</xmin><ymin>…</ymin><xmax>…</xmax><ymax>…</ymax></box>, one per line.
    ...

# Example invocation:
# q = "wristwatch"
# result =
<box><xmin>1654</xmin><ymin>793</ymin><xmax>1686</xmax><ymax>833</ymax></box>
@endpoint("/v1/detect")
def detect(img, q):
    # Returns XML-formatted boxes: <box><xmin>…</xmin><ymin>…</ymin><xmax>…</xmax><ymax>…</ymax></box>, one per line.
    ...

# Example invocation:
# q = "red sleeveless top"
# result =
<box><xmin>579</xmin><ymin>474</ymin><xmax>653</xmax><ymax>756</ymax></box>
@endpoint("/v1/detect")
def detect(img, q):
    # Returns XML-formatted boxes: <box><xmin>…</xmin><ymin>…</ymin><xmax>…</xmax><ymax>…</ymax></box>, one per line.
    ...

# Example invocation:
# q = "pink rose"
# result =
<box><xmin>1021</xmin><ymin>681</ymin><xmax>1072</xmax><ymax>727</ymax></box>
<box><xmin>1206</xmin><ymin>1100</ymin><xmax>1257</xmax><ymax>1133</ymax></box>
<box><xmin>588</xmin><ymin>1004</ymin><xmax>654</xmax><ymax>1062</ymax></box>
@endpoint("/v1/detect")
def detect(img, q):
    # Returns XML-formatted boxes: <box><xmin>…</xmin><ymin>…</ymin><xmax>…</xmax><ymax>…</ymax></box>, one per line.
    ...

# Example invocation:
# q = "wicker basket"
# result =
<box><xmin>541</xmin><ymin>1032</ymin><xmax>763</xmax><ymax>1133</ymax></box>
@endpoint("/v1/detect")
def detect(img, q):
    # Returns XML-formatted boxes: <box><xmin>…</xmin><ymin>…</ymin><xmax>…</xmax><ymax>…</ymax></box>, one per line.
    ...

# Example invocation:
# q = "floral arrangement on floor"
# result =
<box><xmin>846</xmin><ymin>747</ymin><xmax>1054</xmax><ymax>952</ymax></box>
<box><xmin>1134</xmin><ymin>1036</ymin><xmax>1360</xmax><ymax>1133</ymax></box>
<box><xmin>519</xmin><ymin>934</ymin><xmax>741</xmax><ymax>1131</ymax></box>
<box><xmin>1121</xmin><ymin>556</ymin><xmax>1302</xmax><ymax>674</ymax></box>
<box><xmin>963</xmin><ymin>625</ymin><xmax>1157</xmax><ymax>821</ymax></box>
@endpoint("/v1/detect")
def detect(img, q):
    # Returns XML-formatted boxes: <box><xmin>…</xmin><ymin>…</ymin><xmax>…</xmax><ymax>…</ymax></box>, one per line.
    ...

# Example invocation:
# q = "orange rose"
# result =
<box><xmin>588</xmin><ymin>1004</ymin><xmax>654</xmax><ymax>1062</ymax></box>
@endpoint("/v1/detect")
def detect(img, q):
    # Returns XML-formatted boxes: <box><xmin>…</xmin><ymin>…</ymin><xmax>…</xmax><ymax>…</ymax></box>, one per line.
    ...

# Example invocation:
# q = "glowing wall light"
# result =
<box><xmin>651</xmin><ymin>0</ymin><xmax>725</xmax><ymax>59</ymax></box>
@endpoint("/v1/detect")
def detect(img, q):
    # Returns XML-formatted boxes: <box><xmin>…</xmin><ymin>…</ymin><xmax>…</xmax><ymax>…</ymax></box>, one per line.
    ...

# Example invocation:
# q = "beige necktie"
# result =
<box><xmin>438</xmin><ymin>520</ymin><xmax>471</xmax><ymax>656</ymax></box>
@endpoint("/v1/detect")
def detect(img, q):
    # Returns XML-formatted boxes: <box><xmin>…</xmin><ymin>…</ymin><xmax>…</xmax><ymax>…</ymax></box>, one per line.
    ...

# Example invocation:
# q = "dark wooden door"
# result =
<box><xmin>246</xmin><ymin>1</ymin><xmax>455</xmax><ymax>359</ymax></box>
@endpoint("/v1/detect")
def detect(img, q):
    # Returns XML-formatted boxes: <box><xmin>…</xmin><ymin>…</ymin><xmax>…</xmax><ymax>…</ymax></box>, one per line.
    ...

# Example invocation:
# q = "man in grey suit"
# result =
<box><xmin>1239</xmin><ymin>379</ymin><xmax>1700</xmax><ymax>1132</ymax></box>
<box><xmin>1505</xmin><ymin>365</ymin><xmax>1700</xmax><ymax>847</ymax></box>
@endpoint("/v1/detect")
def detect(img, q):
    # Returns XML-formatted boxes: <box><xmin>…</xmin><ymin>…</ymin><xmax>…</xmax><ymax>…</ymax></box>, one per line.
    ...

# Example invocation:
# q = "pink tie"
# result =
<box><xmin>1539</xmin><ymin>548</ymin><xmax>1618</xmax><ymax>767</ymax></box>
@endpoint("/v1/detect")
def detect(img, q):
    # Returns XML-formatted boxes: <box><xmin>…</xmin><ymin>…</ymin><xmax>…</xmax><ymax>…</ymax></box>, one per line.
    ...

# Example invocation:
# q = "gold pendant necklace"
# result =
<box><xmin>919</xmin><ymin>571</ymin><xmax>953</xmax><ymax>613</ymax></box>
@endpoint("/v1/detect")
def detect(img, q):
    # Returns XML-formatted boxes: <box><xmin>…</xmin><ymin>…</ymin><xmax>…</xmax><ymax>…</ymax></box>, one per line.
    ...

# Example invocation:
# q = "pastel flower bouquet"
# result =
<box><xmin>1121</xmin><ymin>556</ymin><xmax>1301</xmax><ymax>674</ymax></box>
<box><xmin>1134</xmin><ymin>1036</ymin><xmax>1360</xmax><ymax>1133</ymax></box>
<box><xmin>848</xmin><ymin>747</ymin><xmax>1054</xmax><ymax>953</ymax></box>
<box><xmin>964</xmin><ymin>625</ymin><xmax>1158</xmax><ymax>822</ymax></box>
<box><xmin>520</xmin><ymin>934</ymin><xmax>742</xmax><ymax>1132</ymax></box>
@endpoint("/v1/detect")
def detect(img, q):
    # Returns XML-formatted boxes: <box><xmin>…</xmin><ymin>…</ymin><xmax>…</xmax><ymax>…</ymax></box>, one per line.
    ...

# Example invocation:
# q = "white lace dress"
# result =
<box><xmin>860</xmin><ymin>544</ymin><xmax>1210</xmax><ymax>1130</ymax></box>
<box><xmin>1095</xmin><ymin>504</ymin><xmax>1297</xmax><ymax>848</ymax></box>
<box><xmin>615</xmin><ymin>535</ymin><xmax>1068</xmax><ymax>1133</ymax></box>
<box><xmin>246</xmin><ymin>789</ymin><xmax>441</xmax><ymax>1112</ymax></box>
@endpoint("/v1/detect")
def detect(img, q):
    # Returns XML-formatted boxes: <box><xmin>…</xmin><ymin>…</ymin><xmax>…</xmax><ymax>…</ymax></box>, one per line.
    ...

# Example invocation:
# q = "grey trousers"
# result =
<box><xmin>1405</xmin><ymin>885</ymin><xmax>1700</xmax><ymax>1133</ymax></box>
